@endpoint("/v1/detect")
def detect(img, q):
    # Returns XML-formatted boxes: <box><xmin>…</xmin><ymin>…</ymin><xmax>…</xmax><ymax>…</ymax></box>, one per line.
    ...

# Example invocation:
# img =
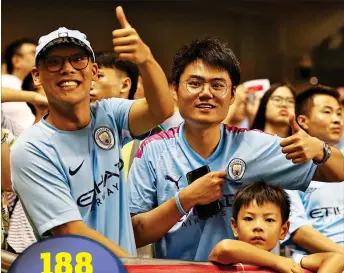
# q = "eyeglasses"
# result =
<box><xmin>270</xmin><ymin>95</ymin><xmax>295</xmax><ymax>107</ymax></box>
<box><xmin>41</xmin><ymin>53</ymin><xmax>90</xmax><ymax>72</ymax></box>
<box><xmin>180</xmin><ymin>79</ymin><xmax>230</xmax><ymax>96</ymax></box>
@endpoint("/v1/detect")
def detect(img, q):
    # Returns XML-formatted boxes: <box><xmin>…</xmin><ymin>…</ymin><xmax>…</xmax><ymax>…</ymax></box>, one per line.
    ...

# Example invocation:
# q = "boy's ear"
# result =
<box><xmin>279</xmin><ymin>220</ymin><xmax>290</xmax><ymax>240</ymax></box>
<box><xmin>230</xmin><ymin>217</ymin><xmax>239</xmax><ymax>238</ymax></box>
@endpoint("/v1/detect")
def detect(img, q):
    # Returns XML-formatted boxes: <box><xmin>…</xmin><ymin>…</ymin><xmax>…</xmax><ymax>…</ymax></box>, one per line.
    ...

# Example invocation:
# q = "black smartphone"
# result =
<box><xmin>186</xmin><ymin>165</ymin><xmax>222</xmax><ymax>219</ymax></box>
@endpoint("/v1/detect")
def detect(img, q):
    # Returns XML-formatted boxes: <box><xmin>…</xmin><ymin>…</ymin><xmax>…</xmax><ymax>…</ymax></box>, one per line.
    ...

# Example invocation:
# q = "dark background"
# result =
<box><xmin>2</xmin><ymin>0</ymin><xmax>344</xmax><ymax>89</ymax></box>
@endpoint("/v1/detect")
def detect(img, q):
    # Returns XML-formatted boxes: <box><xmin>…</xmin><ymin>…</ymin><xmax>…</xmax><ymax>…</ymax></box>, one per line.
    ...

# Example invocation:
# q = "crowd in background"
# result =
<box><xmin>1</xmin><ymin>7</ymin><xmax>344</xmax><ymax>272</ymax></box>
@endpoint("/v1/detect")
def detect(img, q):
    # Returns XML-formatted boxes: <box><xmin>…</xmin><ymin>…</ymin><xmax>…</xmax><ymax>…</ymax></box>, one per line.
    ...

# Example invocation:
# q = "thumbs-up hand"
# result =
<box><xmin>112</xmin><ymin>6</ymin><xmax>151</xmax><ymax>64</ymax></box>
<box><xmin>280</xmin><ymin>115</ymin><xmax>324</xmax><ymax>164</ymax></box>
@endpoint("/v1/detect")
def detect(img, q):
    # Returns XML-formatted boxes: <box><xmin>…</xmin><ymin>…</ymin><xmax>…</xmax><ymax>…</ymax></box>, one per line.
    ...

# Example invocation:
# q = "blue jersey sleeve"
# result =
<box><xmin>245</xmin><ymin>131</ymin><xmax>317</xmax><ymax>191</ymax></box>
<box><xmin>283</xmin><ymin>190</ymin><xmax>311</xmax><ymax>242</ymax></box>
<box><xmin>99</xmin><ymin>98</ymin><xmax>149</xmax><ymax>145</ymax></box>
<box><xmin>128</xmin><ymin>146</ymin><xmax>158</xmax><ymax>214</ymax></box>
<box><xmin>10</xmin><ymin>141</ymin><xmax>82</xmax><ymax>237</ymax></box>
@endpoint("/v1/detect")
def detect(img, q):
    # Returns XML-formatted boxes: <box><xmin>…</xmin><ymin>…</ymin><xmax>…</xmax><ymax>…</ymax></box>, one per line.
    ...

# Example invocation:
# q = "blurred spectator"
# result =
<box><xmin>223</xmin><ymin>84</ymin><xmax>248</xmax><ymax>127</ymax></box>
<box><xmin>2</xmin><ymin>60</ymin><xmax>7</xmax><ymax>74</ymax></box>
<box><xmin>251</xmin><ymin>83</ymin><xmax>296</xmax><ymax>138</ymax></box>
<box><xmin>2</xmin><ymin>38</ymin><xmax>37</xmax><ymax>134</ymax></box>
<box><xmin>337</xmin><ymin>86</ymin><xmax>344</xmax><ymax>151</ymax></box>
<box><xmin>283</xmin><ymin>86</ymin><xmax>344</xmax><ymax>257</ymax></box>
<box><xmin>1</xmin><ymin>87</ymin><xmax>48</xmax><ymax>136</ymax></box>
<box><xmin>21</xmin><ymin>74</ymin><xmax>48</xmax><ymax>123</ymax></box>
<box><xmin>90</xmin><ymin>51</ymin><xmax>139</xmax><ymax>103</ymax></box>
<box><xmin>1</xmin><ymin>128</ymin><xmax>37</xmax><ymax>253</ymax></box>
<box><xmin>243</xmin><ymin>79</ymin><xmax>270</xmax><ymax>127</ymax></box>
<box><xmin>161</xmin><ymin>81</ymin><xmax>184</xmax><ymax>130</ymax></box>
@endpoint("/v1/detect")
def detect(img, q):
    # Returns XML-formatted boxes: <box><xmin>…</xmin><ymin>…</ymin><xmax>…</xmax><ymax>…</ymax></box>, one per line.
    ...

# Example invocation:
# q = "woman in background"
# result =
<box><xmin>251</xmin><ymin>83</ymin><xmax>296</xmax><ymax>137</ymax></box>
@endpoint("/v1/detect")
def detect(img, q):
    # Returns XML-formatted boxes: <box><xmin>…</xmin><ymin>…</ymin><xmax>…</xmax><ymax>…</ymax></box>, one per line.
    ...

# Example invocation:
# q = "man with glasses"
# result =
<box><xmin>2</xmin><ymin>38</ymin><xmax>37</xmax><ymax>136</ymax></box>
<box><xmin>11</xmin><ymin>6</ymin><xmax>173</xmax><ymax>257</ymax></box>
<box><xmin>127</xmin><ymin>37</ymin><xmax>344</xmax><ymax>261</ymax></box>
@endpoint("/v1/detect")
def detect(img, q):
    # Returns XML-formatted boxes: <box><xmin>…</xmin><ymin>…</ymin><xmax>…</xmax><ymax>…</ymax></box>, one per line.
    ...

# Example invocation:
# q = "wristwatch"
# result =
<box><xmin>313</xmin><ymin>142</ymin><xmax>332</xmax><ymax>165</ymax></box>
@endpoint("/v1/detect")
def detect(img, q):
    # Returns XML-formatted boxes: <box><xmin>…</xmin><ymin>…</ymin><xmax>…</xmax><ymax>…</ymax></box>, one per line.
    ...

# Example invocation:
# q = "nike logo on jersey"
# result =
<box><xmin>69</xmin><ymin>160</ymin><xmax>84</xmax><ymax>176</ymax></box>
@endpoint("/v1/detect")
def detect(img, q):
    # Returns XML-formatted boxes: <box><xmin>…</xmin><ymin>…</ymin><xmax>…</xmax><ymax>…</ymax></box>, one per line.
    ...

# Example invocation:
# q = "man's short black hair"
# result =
<box><xmin>171</xmin><ymin>37</ymin><xmax>240</xmax><ymax>96</ymax></box>
<box><xmin>95</xmin><ymin>52</ymin><xmax>139</xmax><ymax>100</ymax></box>
<box><xmin>296</xmin><ymin>85</ymin><xmax>340</xmax><ymax>117</ymax></box>
<box><xmin>232</xmin><ymin>181</ymin><xmax>290</xmax><ymax>224</ymax></box>
<box><xmin>4</xmin><ymin>38</ymin><xmax>37</xmax><ymax>74</ymax></box>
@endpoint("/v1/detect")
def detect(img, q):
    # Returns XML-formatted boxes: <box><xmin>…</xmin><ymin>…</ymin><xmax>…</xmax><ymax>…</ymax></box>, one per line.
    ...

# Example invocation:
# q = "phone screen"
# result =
<box><xmin>186</xmin><ymin>165</ymin><xmax>222</xmax><ymax>219</ymax></box>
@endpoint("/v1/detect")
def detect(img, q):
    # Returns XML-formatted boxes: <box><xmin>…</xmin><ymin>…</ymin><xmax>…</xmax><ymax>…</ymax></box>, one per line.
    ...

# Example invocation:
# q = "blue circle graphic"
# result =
<box><xmin>8</xmin><ymin>235</ymin><xmax>128</xmax><ymax>273</ymax></box>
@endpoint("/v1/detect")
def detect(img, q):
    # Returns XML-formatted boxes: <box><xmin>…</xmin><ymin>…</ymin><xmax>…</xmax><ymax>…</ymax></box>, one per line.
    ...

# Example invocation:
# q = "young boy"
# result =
<box><xmin>208</xmin><ymin>182</ymin><xmax>344</xmax><ymax>273</ymax></box>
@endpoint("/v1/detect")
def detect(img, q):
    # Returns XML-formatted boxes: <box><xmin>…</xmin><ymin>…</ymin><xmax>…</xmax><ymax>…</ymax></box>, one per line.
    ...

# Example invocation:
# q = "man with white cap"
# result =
<box><xmin>10</xmin><ymin>6</ymin><xmax>173</xmax><ymax>257</ymax></box>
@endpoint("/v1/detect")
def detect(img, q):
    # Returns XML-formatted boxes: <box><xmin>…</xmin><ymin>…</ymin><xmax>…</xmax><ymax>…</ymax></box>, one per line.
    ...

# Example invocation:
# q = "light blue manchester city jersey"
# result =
<box><xmin>128</xmin><ymin>123</ymin><xmax>317</xmax><ymax>261</ymax></box>
<box><xmin>11</xmin><ymin>98</ymin><xmax>138</xmax><ymax>255</ymax></box>
<box><xmin>284</xmin><ymin>181</ymin><xmax>344</xmax><ymax>255</ymax></box>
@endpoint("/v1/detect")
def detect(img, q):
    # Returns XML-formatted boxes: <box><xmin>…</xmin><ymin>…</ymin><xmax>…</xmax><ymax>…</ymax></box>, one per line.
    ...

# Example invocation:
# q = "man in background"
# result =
<box><xmin>2</xmin><ymin>39</ymin><xmax>37</xmax><ymax>135</ymax></box>
<box><xmin>90</xmin><ymin>51</ymin><xmax>139</xmax><ymax>103</ymax></box>
<box><xmin>283</xmin><ymin>86</ymin><xmax>344</xmax><ymax>257</ymax></box>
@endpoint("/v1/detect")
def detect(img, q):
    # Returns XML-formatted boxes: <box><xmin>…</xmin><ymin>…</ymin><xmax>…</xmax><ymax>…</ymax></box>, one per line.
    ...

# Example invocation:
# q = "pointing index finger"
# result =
<box><xmin>116</xmin><ymin>6</ymin><xmax>131</xmax><ymax>29</ymax></box>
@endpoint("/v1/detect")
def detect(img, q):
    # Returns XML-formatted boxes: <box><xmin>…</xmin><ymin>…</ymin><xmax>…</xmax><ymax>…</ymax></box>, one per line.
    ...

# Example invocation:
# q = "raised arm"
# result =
<box><xmin>1</xmin><ymin>87</ymin><xmax>48</xmax><ymax>106</ymax></box>
<box><xmin>112</xmin><ymin>6</ymin><xmax>174</xmax><ymax>137</ymax></box>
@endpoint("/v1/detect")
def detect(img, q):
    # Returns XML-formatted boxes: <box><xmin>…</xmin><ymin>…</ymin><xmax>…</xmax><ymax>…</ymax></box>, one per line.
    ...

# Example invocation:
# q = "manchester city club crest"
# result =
<box><xmin>94</xmin><ymin>126</ymin><xmax>115</xmax><ymax>150</ymax></box>
<box><xmin>227</xmin><ymin>158</ymin><xmax>246</xmax><ymax>181</ymax></box>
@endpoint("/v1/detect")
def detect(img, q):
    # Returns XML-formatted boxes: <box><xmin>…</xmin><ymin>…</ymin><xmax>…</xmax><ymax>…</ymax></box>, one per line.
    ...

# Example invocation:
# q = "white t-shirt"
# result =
<box><xmin>1</xmin><ymin>74</ymin><xmax>35</xmax><ymax>135</ymax></box>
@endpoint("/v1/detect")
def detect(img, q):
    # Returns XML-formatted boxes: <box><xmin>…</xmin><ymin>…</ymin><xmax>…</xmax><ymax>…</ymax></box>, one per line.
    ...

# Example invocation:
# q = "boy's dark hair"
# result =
<box><xmin>232</xmin><ymin>181</ymin><xmax>290</xmax><ymax>224</ymax></box>
<box><xmin>251</xmin><ymin>82</ymin><xmax>296</xmax><ymax>134</ymax></box>
<box><xmin>171</xmin><ymin>37</ymin><xmax>240</xmax><ymax>96</ymax></box>
<box><xmin>296</xmin><ymin>85</ymin><xmax>340</xmax><ymax>118</ymax></box>
<box><xmin>95</xmin><ymin>52</ymin><xmax>139</xmax><ymax>100</ymax></box>
<box><xmin>5</xmin><ymin>38</ymin><xmax>37</xmax><ymax>74</ymax></box>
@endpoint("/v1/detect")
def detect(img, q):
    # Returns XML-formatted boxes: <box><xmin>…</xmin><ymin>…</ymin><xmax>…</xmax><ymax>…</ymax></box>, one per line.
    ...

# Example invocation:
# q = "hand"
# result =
<box><xmin>246</xmin><ymin>92</ymin><xmax>260</xmax><ymax>120</ymax></box>
<box><xmin>179</xmin><ymin>171</ymin><xmax>226</xmax><ymax>210</ymax></box>
<box><xmin>112</xmin><ymin>6</ymin><xmax>152</xmax><ymax>64</ymax></box>
<box><xmin>274</xmin><ymin>256</ymin><xmax>304</xmax><ymax>273</ymax></box>
<box><xmin>280</xmin><ymin>115</ymin><xmax>323</xmax><ymax>163</ymax></box>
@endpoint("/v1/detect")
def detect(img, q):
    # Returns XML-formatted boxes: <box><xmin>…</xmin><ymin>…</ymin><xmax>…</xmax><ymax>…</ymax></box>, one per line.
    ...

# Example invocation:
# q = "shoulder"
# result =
<box><xmin>11</xmin><ymin>122</ymin><xmax>55</xmax><ymax>159</ymax></box>
<box><xmin>224</xmin><ymin>125</ymin><xmax>279</xmax><ymax>144</ymax></box>
<box><xmin>91</xmin><ymin>98</ymin><xmax>134</xmax><ymax>113</ymax></box>
<box><xmin>135</xmin><ymin>126</ymin><xmax>180</xmax><ymax>159</ymax></box>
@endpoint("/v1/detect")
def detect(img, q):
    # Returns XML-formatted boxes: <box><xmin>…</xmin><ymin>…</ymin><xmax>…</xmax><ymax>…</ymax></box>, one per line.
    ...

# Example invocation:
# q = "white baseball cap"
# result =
<box><xmin>35</xmin><ymin>27</ymin><xmax>95</xmax><ymax>64</ymax></box>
